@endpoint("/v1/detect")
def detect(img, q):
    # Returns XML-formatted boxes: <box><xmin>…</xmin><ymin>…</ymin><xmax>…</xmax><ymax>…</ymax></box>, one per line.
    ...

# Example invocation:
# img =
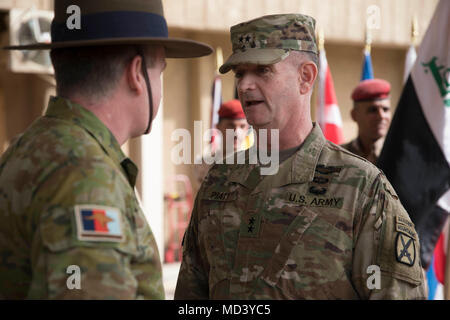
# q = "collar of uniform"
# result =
<box><xmin>45</xmin><ymin>96</ymin><xmax>138</xmax><ymax>187</ymax></box>
<box><xmin>228</xmin><ymin>124</ymin><xmax>325</xmax><ymax>187</ymax></box>
<box><xmin>227</xmin><ymin>147</ymin><xmax>259</xmax><ymax>187</ymax></box>
<box><xmin>269</xmin><ymin>123</ymin><xmax>325</xmax><ymax>187</ymax></box>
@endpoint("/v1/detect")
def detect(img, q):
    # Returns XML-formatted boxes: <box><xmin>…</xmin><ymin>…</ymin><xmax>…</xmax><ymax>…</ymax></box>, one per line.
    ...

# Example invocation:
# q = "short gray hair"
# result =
<box><xmin>288</xmin><ymin>50</ymin><xmax>318</xmax><ymax>68</ymax></box>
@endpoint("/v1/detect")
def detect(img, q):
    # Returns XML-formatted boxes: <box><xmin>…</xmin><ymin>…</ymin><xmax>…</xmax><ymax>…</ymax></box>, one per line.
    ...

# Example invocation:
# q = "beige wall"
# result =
<box><xmin>163</xmin><ymin>0</ymin><xmax>438</xmax><ymax>47</ymax></box>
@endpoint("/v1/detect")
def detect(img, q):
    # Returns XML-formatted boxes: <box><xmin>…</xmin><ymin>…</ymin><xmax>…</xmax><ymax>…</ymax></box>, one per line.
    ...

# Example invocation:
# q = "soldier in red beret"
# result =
<box><xmin>341</xmin><ymin>79</ymin><xmax>392</xmax><ymax>164</ymax></box>
<box><xmin>194</xmin><ymin>99</ymin><xmax>249</xmax><ymax>189</ymax></box>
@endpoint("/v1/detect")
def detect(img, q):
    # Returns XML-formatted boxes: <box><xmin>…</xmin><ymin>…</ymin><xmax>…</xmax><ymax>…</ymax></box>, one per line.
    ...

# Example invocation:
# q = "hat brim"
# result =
<box><xmin>3</xmin><ymin>37</ymin><xmax>213</xmax><ymax>58</ymax></box>
<box><xmin>219</xmin><ymin>48</ymin><xmax>290</xmax><ymax>74</ymax></box>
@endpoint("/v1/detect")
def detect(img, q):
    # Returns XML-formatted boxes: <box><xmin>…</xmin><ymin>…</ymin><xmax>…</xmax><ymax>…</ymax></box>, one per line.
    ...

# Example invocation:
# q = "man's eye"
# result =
<box><xmin>234</xmin><ymin>71</ymin><xmax>243</xmax><ymax>79</ymax></box>
<box><xmin>257</xmin><ymin>66</ymin><xmax>270</xmax><ymax>74</ymax></box>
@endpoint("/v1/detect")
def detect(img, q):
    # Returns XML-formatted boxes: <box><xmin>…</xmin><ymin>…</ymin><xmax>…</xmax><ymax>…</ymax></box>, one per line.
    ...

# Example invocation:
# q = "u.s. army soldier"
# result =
<box><xmin>0</xmin><ymin>0</ymin><xmax>212</xmax><ymax>299</ymax></box>
<box><xmin>174</xmin><ymin>14</ymin><xmax>426</xmax><ymax>299</ymax></box>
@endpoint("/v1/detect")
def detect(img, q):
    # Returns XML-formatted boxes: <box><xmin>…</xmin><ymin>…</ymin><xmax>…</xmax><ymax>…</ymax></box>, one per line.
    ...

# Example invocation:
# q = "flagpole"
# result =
<box><xmin>215</xmin><ymin>47</ymin><xmax>223</xmax><ymax>74</ymax></box>
<box><xmin>210</xmin><ymin>47</ymin><xmax>223</xmax><ymax>151</ymax></box>
<box><xmin>210</xmin><ymin>47</ymin><xmax>223</xmax><ymax>130</ymax></box>
<box><xmin>411</xmin><ymin>14</ymin><xmax>419</xmax><ymax>46</ymax></box>
<box><xmin>403</xmin><ymin>15</ymin><xmax>419</xmax><ymax>83</ymax></box>
<box><xmin>361</xmin><ymin>23</ymin><xmax>374</xmax><ymax>80</ymax></box>
<box><xmin>364</xmin><ymin>26</ymin><xmax>372</xmax><ymax>55</ymax></box>
<box><xmin>317</xmin><ymin>26</ymin><xmax>325</xmax><ymax>131</ymax></box>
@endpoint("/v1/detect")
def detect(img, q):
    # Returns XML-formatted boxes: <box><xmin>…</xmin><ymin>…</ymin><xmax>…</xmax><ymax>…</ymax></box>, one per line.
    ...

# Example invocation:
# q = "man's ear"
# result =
<box><xmin>299</xmin><ymin>61</ymin><xmax>318</xmax><ymax>95</ymax></box>
<box><xmin>126</xmin><ymin>55</ymin><xmax>145</xmax><ymax>95</ymax></box>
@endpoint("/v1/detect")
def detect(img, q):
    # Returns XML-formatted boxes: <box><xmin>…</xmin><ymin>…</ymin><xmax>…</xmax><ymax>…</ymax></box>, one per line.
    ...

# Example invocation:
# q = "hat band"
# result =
<box><xmin>51</xmin><ymin>11</ymin><xmax>169</xmax><ymax>42</ymax></box>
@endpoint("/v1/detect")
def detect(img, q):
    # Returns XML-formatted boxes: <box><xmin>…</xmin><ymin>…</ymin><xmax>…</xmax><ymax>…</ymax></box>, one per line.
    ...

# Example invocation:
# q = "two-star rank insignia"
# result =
<box><xmin>395</xmin><ymin>233</ymin><xmax>415</xmax><ymax>266</ymax></box>
<box><xmin>74</xmin><ymin>205</ymin><xmax>124</xmax><ymax>242</ymax></box>
<box><xmin>240</xmin><ymin>214</ymin><xmax>261</xmax><ymax>238</ymax></box>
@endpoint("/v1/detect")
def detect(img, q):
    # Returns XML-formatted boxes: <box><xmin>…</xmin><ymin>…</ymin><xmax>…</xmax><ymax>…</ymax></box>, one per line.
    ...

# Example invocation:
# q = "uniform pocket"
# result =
<box><xmin>258</xmin><ymin>206</ymin><xmax>355</xmax><ymax>299</ymax></box>
<box><xmin>199</xmin><ymin>209</ymin><xmax>229</xmax><ymax>295</ymax></box>
<box><xmin>260</xmin><ymin>206</ymin><xmax>317</xmax><ymax>287</ymax></box>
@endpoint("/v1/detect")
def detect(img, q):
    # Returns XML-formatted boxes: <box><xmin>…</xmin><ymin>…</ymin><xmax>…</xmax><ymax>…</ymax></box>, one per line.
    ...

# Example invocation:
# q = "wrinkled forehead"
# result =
<box><xmin>232</xmin><ymin>62</ymin><xmax>272</xmax><ymax>72</ymax></box>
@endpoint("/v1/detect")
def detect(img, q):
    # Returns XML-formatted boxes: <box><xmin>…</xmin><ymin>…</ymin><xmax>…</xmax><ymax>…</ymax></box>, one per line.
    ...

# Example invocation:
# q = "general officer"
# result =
<box><xmin>0</xmin><ymin>0</ymin><xmax>212</xmax><ymax>299</ymax></box>
<box><xmin>175</xmin><ymin>14</ymin><xmax>426</xmax><ymax>299</ymax></box>
<box><xmin>341</xmin><ymin>79</ymin><xmax>392</xmax><ymax>164</ymax></box>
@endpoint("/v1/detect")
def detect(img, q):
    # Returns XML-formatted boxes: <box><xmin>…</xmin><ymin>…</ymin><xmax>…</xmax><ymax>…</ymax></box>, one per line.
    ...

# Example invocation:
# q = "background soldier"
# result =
<box><xmin>0</xmin><ymin>0</ymin><xmax>211</xmax><ymax>299</ymax></box>
<box><xmin>341</xmin><ymin>79</ymin><xmax>391</xmax><ymax>164</ymax></box>
<box><xmin>194</xmin><ymin>99</ymin><xmax>249</xmax><ymax>190</ymax></box>
<box><xmin>175</xmin><ymin>14</ymin><xmax>425</xmax><ymax>299</ymax></box>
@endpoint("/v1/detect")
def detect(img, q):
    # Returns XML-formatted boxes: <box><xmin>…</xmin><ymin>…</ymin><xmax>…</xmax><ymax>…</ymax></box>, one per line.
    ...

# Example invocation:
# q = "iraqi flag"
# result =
<box><xmin>316</xmin><ymin>49</ymin><xmax>344</xmax><ymax>144</ymax></box>
<box><xmin>377</xmin><ymin>0</ymin><xmax>450</xmax><ymax>271</ymax></box>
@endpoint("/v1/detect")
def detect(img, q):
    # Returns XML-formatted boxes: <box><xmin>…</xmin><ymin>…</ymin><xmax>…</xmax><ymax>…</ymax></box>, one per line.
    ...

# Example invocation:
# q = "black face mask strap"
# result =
<box><xmin>136</xmin><ymin>47</ymin><xmax>153</xmax><ymax>134</ymax></box>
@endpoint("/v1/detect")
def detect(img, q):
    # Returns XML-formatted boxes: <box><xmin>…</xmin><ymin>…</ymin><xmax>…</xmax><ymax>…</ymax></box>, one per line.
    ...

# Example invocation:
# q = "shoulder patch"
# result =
<box><xmin>74</xmin><ymin>205</ymin><xmax>124</xmax><ymax>242</ymax></box>
<box><xmin>395</xmin><ymin>233</ymin><xmax>416</xmax><ymax>267</ymax></box>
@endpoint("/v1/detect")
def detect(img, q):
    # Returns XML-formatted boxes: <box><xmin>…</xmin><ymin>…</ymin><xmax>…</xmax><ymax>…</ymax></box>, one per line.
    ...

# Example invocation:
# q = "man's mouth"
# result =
<box><xmin>245</xmin><ymin>100</ymin><xmax>264</xmax><ymax>107</ymax></box>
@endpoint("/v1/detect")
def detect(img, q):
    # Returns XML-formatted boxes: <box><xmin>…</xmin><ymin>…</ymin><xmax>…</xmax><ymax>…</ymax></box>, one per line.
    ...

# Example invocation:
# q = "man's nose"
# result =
<box><xmin>237</xmin><ymin>74</ymin><xmax>257</xmax><ymax>94</ymax></box>
<box><xmin>376</xmin><ymin>107</ymin><xmax>385</xmax><ymax>119</ymax></box>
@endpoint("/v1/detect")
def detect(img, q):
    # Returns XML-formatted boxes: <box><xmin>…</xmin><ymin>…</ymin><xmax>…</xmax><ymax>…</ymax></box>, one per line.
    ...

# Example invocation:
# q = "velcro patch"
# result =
<box><xmin>74</xmin><ymin>205</ymin><xmax>124</xmax><ymax>242</ymax></box>
<box><xmin>205</xmin><ymin>191</ymin><xmax>237</xmax><ymax>202</ymax></box>
<box><xmin>240</xmin><ymin>213</ymin><xmax>262</xmax><ymax>238</ymax></box>
<box><xmin>396</xmin><ymin>224</ymin><xmax>417</xmax><ymax>240</ymax></box>
<box><xmin>395</xmin><ymin>233</ymin><xmax>416</xmax><ymax>267</ymax></box>
<box><xmin>285</xmin><ymin>192</ymin><xmax>343</xmax><ymax>208</ymax></box>
<box><xmin>396</xmin><ymin>215</ymin><xmax>414</xmax><ymax>229</ymax></box>
<box><xmin>395</xmin><ymin>215</ymin><xmax>416</xmax><ymax>240</ymax></box>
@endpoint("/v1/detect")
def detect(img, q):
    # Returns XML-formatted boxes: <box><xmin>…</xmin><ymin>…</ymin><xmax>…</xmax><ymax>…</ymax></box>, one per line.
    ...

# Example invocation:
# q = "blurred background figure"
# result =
<box><xmin>194</xmin><ymin>99</ymin><xmax>249</xmax><ymax>190</ymax></box>
<box><xmin>341</xmin><ymin>79</ymin><xmax>391</xmax><ymax>164</ymax></box>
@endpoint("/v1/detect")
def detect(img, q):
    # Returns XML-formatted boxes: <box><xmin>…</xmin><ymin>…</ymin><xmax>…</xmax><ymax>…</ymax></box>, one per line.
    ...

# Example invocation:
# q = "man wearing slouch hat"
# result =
<box><xmin>0</xmin><ymin>0</ymin><xmax>212</xmax><ymax>299</ymax></box>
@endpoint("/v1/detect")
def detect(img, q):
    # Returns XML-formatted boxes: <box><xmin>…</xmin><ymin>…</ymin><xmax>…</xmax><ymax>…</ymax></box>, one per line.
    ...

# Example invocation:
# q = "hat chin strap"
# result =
<box><xmin>136</xmin><ymin>48</ymin><xmax>154</xmax><ymax>135</ymax></box>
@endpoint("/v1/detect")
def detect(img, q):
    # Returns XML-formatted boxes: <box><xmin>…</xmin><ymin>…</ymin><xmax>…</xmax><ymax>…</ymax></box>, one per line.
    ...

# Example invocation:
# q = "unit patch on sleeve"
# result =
<box><xmin>395</xmin><ymin>233</ymin><xmax>416</xmax><ymax>267</ymax></box>
<box><xmin>74</xmin><ymin>205</ymin><xmax>124</xmax><ymax>242</ymax></box>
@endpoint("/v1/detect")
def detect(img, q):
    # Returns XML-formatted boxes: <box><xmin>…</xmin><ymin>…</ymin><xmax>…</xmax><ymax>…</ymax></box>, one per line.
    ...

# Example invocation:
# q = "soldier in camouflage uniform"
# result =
<box><xmin>175</xmin><ymin>14</ymin><xmax>426</xmax><ymax>299</ymax></box>
<box><xmin>0</xmin><ymin>0</ymin><xmax>212</xmax><ymax>299</ymax></box>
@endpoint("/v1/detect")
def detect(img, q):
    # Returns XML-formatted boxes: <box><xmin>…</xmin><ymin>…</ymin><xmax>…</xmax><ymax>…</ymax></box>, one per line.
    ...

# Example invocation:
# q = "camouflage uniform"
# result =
<box><xmin>341</xmin><ymin>138</ymin><xmax>384</xmax><ymax>165</ymax></box>
<box><xmin>175</xmin><ymin>125</ymin><xmax>426</xmax><ymax>299</ymax></box>
<box><xmin>0</xmin><ymin>97</ymin><xmax>164</xmax><ymax>299</ymax></box>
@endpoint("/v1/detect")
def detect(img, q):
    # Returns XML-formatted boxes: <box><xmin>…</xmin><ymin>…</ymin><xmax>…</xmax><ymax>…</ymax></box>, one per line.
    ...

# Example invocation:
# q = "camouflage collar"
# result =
<box><xmin>228</xmin><ymin>124</ymin><xmax>325</xmax><ymax>188</ymax></box>
<box><xmin>44</xmin><ymin>96</ymin><xmax>138</xmax><ymax>187</ymax></box>
<box><xmin>270</xmin><ymin>123</ymin><xmax>325</xmax><ymax>187</ymax></box>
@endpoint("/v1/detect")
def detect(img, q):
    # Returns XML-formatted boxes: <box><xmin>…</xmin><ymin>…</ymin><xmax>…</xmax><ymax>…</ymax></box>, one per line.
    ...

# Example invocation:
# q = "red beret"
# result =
<box><xmin>351</xmin><ymin>79</ymin><xmax>391</xmax><ymax>102</ymax></box>
<box><xmin>218</xmin><ymin>99</ymin><xmax>245</xmax><ymax>119</ymax></box>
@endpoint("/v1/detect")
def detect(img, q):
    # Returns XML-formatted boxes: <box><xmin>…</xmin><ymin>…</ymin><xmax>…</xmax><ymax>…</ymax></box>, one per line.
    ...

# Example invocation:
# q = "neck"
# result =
<box><xmin>254</xmin><ymin>118</ymin><xmax>313</xmax><ymax>152</ymax></box>
<box><xmin>358</xmin><ymin>134</ymin><xmax>380</xmax><ymax>154</ymax></box>
<box><xmin>67</xmin><ymin>93</ymin><xmax>130</xmax><ymax>146</ymax></box>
